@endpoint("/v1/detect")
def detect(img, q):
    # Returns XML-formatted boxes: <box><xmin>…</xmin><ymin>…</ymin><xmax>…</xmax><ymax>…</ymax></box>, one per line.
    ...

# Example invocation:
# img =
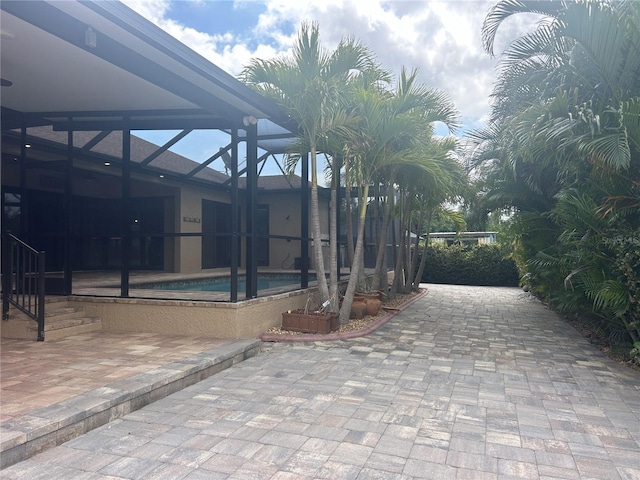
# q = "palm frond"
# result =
<box><xmin>482</xmin><ymin>0</ymin><xmax>566</xmax><ymax>56</ymax></box>
<box><xmin>578</xmin><ymin>131</ymin><xmax>631</xmax><ymax>170</ymax></box>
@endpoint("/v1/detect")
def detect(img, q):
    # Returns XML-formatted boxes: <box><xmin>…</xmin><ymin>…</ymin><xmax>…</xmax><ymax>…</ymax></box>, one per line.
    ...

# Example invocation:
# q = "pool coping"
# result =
<box><xmin>131</xmin><ymin>272</ymin><xmax>318</xmax><ymax>292</ymax></box>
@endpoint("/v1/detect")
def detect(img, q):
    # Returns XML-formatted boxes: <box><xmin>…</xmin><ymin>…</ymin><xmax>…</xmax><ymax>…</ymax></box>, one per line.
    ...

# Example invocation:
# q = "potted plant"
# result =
<box><xmin>354</xmin><ymin>293</ymin><xmax>382</xmax><ymax>316</ymax></box>
<box><xmin>282</xmin><ymin>297</ymin><xmax>339</xmax><ymax>334</ymax></box>
<box><xmin>354</xmin><ymin>276</ymin><xmax>383</xmax><ymax>316</ymax></box>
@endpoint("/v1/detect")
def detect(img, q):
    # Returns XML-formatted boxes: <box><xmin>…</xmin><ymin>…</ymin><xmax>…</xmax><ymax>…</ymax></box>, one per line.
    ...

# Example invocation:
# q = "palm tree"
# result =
<box><xmin>240</xmin><ymin>22</ymin><xmax>373</xmax><ymax>306</ymax></box>
<box><xmin>471</xmin><ymin>0</ymin><xmax>640</xmax><ymax>346</ymax></box>
<box><xmin>482</xmin><ymin>0</ymin><xmax>639</xmax><ymax>171</ymax></box>
<box><xmin>406</xmin><ymin>138</ymin><xmax>466</xmax><ymax>292</ymax></box>
<box><xmin>337</xmin><ymin>68</ymin><xmax>459</xmax><ymax>323</ymax></box>
<box><xmin>367</xmin><ymin>69</ymin><xmax>460</xmax><ymax>295</ymax></box>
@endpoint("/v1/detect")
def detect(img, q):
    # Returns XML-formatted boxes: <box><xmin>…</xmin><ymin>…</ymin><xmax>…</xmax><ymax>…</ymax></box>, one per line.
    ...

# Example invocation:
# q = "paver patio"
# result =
<box><xmin>2</xmin><ymin>284</ymin><xmax>639</xmax><ymax>479</ymax></box>
<box><xmin>0</xmin><ymin>333</ymin><xmax>232</xmax><ymax>423</ymax></box>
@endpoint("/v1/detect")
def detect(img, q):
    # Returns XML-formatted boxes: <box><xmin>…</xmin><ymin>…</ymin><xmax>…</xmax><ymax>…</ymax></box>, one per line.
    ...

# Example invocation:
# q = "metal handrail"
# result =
<box><xmin>2</xmin><ymin>232</ymin><xmax>46</xmax><ymax>341</ymax></box>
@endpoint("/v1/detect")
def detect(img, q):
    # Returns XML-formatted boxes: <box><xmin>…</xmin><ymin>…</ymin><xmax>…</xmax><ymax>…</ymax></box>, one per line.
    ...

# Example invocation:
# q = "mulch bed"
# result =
<box><xmin>260</xmin><ymin>289</ymin><xmax>426</xmax><ymax>342</ymax></box>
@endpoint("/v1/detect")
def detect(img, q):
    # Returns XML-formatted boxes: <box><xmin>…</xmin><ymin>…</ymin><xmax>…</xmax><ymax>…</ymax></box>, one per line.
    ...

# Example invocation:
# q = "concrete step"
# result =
<box><xmin>0</xmin><ymin>339</ymin><xmax>262</xmax><ymax>469</ymax></box>
<box><xmin>40</xmin><ymin>305</ymin><xmax>86</xmax><ymax>319</ymax></box>
<box><xmin>43</xmin><ymin>295</ymin><xmax>71</xmax><ymax>304</ymax></box>
<box><xmin>1</xmin><ymin>299</ymin><xmax>102</xmax><ymax>341</ymax></box>
<box><xmin>29</xmin><ymin>316</ymin><xmax>103</xmax><ymax>341</ymax></box>
<box><xmin>8</xmin><ymin>305</ymin><xmax>86</xmax><ymax>323</ymax></box>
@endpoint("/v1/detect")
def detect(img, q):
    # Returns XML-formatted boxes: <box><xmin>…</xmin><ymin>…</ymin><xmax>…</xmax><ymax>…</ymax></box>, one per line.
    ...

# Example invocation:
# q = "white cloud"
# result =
<box><xmin>121</xmin><ymin>0</ymin><xmax>170</xmax><ymax>24</ymax></box>
<box><xmin>121</xmin><ymin>0</ymin><xmax>541</xmax><ymax>135</ymax></box>
<box><xmin>241</xmin><ymin>0</ymin><xmax>507</xmax><ymax>127</ymax></box>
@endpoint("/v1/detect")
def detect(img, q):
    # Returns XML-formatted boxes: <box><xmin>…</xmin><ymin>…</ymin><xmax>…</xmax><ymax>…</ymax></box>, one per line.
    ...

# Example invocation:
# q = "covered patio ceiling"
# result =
<box><xmin>0</xmin><ymin>0</ymin><xmax>297</xmax><ymax>155</ymax></box>
<box><xmin>0</xmin><ymin>0</ymin><xmax>311</xmax><ymax>302</ymax></box>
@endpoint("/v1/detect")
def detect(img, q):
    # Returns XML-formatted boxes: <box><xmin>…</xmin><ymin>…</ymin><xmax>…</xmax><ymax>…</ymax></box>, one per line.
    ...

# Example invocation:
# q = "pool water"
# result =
<box><xmin>137</xmin><ymin>274</ymin><xmax>314</xmax><ymax>292</ymax></box>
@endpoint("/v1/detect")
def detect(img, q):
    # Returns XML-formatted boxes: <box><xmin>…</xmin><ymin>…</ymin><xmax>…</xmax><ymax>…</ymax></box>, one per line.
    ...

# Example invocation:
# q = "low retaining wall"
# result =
<box><xmin>70</xmin><ymin>288</ymin><xmax>321</xmax><ymax>339</ymax></box>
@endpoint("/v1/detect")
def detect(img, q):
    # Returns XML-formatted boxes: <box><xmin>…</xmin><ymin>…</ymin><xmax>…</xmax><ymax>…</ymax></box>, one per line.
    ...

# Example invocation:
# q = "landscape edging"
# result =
<box><xmin>259</xmin><ymin>287</ymin><xmax>428</xmax><ymax>343</ymax></box>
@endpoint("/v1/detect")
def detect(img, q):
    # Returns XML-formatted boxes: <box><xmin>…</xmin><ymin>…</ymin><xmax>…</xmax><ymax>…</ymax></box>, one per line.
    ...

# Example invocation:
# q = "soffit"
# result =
<box><xmin>0</xmin><ymin>1</ymin><xmax>293</xmax><ymax>130</ymax></box>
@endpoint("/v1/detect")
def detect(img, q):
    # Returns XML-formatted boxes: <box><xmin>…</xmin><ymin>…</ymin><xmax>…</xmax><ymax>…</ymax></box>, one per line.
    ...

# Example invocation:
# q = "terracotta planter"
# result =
<box><xmin>356</xmin><ymin>291</ymin><xmax>383</xmax><ymax>301</ymax></box>
<box><xmin>365</xmin><ymin>297</ymin><xmax>381</xmax><ymax>316</ymax></box>
<box><xmin>282</xmin><ymin>310</ymin><xmax>339</xmax><ymax>334</ymax></box>
<box><xmin>350</xmin><ymin>301</ymin><xmax>367</xmax><ymax>319</ymax></box>
<box><xmin>355</xmin><ymin>293</ymin><xmax>382</xmax><ymax>316</ymax></box>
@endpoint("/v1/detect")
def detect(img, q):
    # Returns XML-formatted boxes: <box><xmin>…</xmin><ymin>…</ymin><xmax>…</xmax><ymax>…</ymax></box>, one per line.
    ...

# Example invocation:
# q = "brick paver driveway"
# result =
<box><xmin>3</xmin><ymin>284</ymin><xmax>639</xmax><ymax>479</ymax></box>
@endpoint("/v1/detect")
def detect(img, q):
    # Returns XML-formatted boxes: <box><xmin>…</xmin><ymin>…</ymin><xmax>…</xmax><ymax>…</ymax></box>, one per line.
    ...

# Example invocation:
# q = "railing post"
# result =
<box><xmin>2</xmin><ymin>231</ymin><xmax>9</xmax><ymax>320</ymax></box>
<box><xmin>37</xmin><ymin>250</ymin><xmax>46</xmax><ymax>341</ymax></box>
<box><xmin>2</xmin><ymin>233</ymin><xmax>47</xmax><ymax>340</ymax></box>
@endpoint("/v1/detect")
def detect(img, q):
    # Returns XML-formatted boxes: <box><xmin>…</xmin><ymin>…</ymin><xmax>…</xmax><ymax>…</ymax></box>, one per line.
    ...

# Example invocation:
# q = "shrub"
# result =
<box><xmin>421</xmin><ymin>244</ymin><xmax>519</xmax><ymax>286</ymax></box>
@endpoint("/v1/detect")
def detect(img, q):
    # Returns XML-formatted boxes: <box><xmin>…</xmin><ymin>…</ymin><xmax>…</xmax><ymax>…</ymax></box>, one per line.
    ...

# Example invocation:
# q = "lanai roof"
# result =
<box><xmin>0</xmin><ymin>0</ymin><xmax>297</xmax><ymax>156</ymax></box>
<box><xmin>2</xmin><ymin>125</ymin><xmax>308</xmax><ymax>191</ymax></box>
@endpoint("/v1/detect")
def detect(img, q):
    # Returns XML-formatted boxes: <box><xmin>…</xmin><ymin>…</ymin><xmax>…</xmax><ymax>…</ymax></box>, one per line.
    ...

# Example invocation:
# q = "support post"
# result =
<box><xmin>20</xmin><ymin>126</ymin><xmax>27</xmax><ymax>238</ymax></box>
<box><xmin>36</xmin><ymin>250</ymin><xmax>45</xmax><ymax>341</ymax></box>
<box><xmin>64</xmin><ymin>124</ymin><xmax>73</xmax><ymax>295</ymax></box>
<box><xmin>230</xmin><ymin>129</ymin><xmax>239</xmax><ymax>303</ymax></box>
<box><xmin>2</xmin><ymin>232</ymin><xmax>9</xmax><ymax>320</ymax></box>
<box><xmin>245</xmin><ymin>122</ymin><xmax>258</xmax><ymax>299</ymax></box>
<box><xmin>120</xmin><ymin>120</ymin><xmax>131</xmax><ymax>298</ymax></box>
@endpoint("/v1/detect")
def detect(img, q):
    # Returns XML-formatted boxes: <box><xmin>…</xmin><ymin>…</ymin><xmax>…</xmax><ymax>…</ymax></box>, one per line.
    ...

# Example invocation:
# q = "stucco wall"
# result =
<box><xmin>178</xmin><ymin>186</ymin><xmax>229</xmax><ymax>274</ymax></box>
<box><xmin>265</xmin><ymin>193</ymin><xmax>301</xmax><ymax>269</ymax></box>
<box><xmin>173</xmin><ymin>187</ymin><xmax>330</xmax><ymax>273</ymax></box>
<box><xmin>70</xmin><ymin>288</ymin><xmax>321</xmax><ymax>339</ymax></box>
<box><xmin>263</xmin><ymin>189</ymin><xmax>330</xmax><ymax>271</ymax></box>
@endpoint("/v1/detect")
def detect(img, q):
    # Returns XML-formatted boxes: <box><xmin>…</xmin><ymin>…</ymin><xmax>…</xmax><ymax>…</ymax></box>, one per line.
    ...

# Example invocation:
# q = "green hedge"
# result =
<box><xmin>420</xmin><ymin>244</ymin><xmax>520</xmax><ymax>286</ymax></box>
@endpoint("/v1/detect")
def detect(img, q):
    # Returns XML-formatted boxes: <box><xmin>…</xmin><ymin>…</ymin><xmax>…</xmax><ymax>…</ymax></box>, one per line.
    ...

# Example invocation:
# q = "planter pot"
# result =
<box><xmin>356</xmin><ymin>291</ymin><xmax>383</xmax><ymax>301</ymax></box>
<box><xmin>282</xmin><ymin>310</ymin><xmax>339</xmax><ymax>334</ymax></box>
<box><xmin>364</xmin><ymin>297</ymin><xmax>381</xmax><ymax>316</ymax></box>
<box><xmin>350</xmin><ymin>301</ymin><xmax>367</xmax><ymax>319</ymax></box>
<box><xmin>355</xmin><ymin>293</ymin><xmax>382</xmax><ymax>316</ymax></box>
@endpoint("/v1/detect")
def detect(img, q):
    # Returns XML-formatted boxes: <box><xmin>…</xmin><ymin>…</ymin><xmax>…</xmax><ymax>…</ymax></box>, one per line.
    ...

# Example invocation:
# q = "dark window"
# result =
<box><xmin>2</xmin><ymin>190</ymin><xmax>22</xmax><ymax>236</ymax></box>
<box><xmin>72</xmin><ymin>196</ymin><xmax>165</xmax><ymax>270</ymax></box>
<box><xmin>257</xmin><ymin>204</ymin><xmax>269</xmax><ymax>266</ymax></box>
<box><xmin>29</xmin><ymin>190</ymin><xmax>66</xmax><ymax>271</ymax></box>
<box><xmin>202</xmin><ymin>200</ymin><xmax>232</xmax><ymax>268</ymax></box>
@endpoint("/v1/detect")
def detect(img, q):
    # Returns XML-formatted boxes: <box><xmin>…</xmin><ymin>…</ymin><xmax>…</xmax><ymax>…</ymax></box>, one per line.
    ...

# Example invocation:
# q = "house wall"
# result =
<box><xmin>430</xmin><ymin>233</ymin><xmax>497</xmax><ymax>246</ymax></box>
<box><xmin>177</xmin><ymin>185</ymin><xmax>230</xmax><ymax>274</ymax></box>
<box><xmin>169</xmin><ymin>187</ymin><xmax>330</xmax><ymax>273</ymax></box>
<box><xmin>264</xmin><ymin>192</ymin><xmax>301</xmax><ymax>269</ymax></box>
<box><xmin>3</xmin><ymin>151</ymin><xmax>332</xmax><ymax>276</ymax></box>
<box><xmin>258</xmin><ymin>190</ymin><xmax>330</xmax><ymax>271</ymax></box>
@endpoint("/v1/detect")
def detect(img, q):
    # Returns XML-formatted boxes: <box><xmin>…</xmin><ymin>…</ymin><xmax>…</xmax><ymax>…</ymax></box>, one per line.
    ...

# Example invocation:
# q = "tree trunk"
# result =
<box><xmin>345</xmin><ymin>166</ymin><xmax>355</xmax><ymax>267</ymax></box>
<box><xmin>374</xmin><ymin>182</ymin><xmax>380</xmax><ymax>257</ymax></box>
<box><xmin>402</xmin><ymin>196</ymin><xmax>413</xmax><ymax>289</ymax></box>
<box><xmin>372</xmin><ymin>181</ymin><xmax>393</xmax><ymax>294</ymax></box>
<box><xmin>356</xmin><ymin>183</ymin><xmax>367</xmax><ymax>290</ymax></box>
<box><xmin>389</xmin><ymin>192</ymin><xmax>407</xmax><ymax>299</ymax></box>
<box><xmin>310</xmin><ymin>147</ymin><xmax>330</xmax><ymax>303</ymax></box>
<box><xmin>328</xmin><ymin>158</ymin><xmax>339</xmax><ymax>312</ymax></box>
<box><xmin>405</xmin><ymin>206</ymin><xmax>425</xmax><ymax>294</ymax></box>
<box><xmin>390</xmin><ymin>192</ymin><xmax>398</xmax><ymax>274</ymax></box>
<box><xmin>413</xmin><ymin>209</ymin><xmax>432</xmax><ymax>291</ymax></box>
<box><xmin>339</xmin><ymin>183</ymin><xmax>370</xmax><ymax>324</ymax></box>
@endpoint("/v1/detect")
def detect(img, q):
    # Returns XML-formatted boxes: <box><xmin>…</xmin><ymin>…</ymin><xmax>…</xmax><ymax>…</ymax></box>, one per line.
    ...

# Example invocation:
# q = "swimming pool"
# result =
<box><xmin>136</xmin><ymin>273</ymin><xmax>315</xmax><ymax>292</ymax></box>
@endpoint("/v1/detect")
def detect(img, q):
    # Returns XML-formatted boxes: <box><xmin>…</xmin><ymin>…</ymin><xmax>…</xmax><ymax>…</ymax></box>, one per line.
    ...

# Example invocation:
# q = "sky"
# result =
<box><xmin>120</xmin><ymin>0</ymin><xmax>540</xmax><ymax>177</ymax></box>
